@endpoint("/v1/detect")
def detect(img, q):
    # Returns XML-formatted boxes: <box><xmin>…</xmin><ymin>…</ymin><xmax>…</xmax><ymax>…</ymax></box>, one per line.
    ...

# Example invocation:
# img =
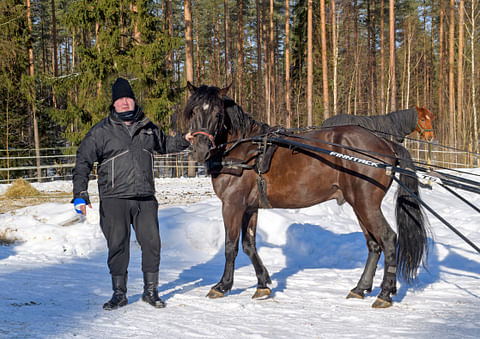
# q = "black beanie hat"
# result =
<box><xmin>112</xmin><ymin>77</ymin><xmax>135</xmax><ymax>103</ymax></box>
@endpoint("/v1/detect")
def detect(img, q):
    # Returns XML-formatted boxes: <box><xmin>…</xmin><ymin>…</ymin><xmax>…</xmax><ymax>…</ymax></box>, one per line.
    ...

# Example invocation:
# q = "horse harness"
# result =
<box><xmin>206</xmin><ymin>130</ymin><xmax>280</xmax><ymax>209</ymax></box>
<box><xmin>205</xmin><ymin>126</ymin><xmax>405</xmax><ymax>209</ymax></box>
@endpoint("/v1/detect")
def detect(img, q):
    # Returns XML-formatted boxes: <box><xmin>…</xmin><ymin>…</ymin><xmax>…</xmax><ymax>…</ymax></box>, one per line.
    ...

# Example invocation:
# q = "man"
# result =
<box><xmin>72</xmin><ymin>77</ymin><xmax>193</xmax><ymax>310</ymax></box>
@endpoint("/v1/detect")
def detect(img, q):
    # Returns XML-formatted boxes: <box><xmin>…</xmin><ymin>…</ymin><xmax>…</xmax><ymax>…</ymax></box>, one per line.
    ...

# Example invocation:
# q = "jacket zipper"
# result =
<box><xmin>101</xmin><ymin>150</ymin><xmax>129</xmax><ymax>188</ymax></box>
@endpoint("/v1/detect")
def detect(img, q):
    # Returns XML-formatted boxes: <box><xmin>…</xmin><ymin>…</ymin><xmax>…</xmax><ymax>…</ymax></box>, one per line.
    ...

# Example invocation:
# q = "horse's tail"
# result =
<box><xmin>391</xmin><ymin>142</ymin><xmax>429</xmax><ymax>283</ymax></box>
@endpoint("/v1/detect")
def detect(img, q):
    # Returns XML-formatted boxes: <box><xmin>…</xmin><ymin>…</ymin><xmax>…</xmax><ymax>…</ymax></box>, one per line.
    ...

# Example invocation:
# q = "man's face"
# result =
<box><xmin>113</xmin><ymin>97</ymin><xmax>135</xmax><ymax>113</ymax></box>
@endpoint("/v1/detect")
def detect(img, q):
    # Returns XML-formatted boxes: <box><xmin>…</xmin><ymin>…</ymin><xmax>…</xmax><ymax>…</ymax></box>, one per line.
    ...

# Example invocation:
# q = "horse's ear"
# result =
<box><xmin>187</xmin><ymin>81</ymin><xmax>198</xmax><ymax>94</ymax></box>
<box><xmin>218</xmin><ymin>83</ymin><xmax>232</xmax><ymax>98</ymax></box>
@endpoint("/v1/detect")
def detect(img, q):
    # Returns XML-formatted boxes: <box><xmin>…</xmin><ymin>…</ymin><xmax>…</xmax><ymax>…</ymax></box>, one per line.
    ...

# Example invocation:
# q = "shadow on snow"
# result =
<box><xmin>158</xmin><ymin>221</ymin><xmax>479</xmax><ymax>304</ymax></box>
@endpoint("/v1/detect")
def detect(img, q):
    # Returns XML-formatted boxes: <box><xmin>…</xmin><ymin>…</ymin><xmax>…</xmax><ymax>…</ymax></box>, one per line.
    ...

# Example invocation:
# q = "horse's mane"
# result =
<box><xmin>322</xmin><ymin>108</ymin><xmax>417</xmax><ymax>143</ymax></box>
<box><xmin>223</xmin><ymin>97</ymin><xmax>270</xmax><ymax>137</ymax></box>
<box><xmin>184</xmin><ymin>85</ymin><xmax>269</xmax><ymax>137</ymax></box>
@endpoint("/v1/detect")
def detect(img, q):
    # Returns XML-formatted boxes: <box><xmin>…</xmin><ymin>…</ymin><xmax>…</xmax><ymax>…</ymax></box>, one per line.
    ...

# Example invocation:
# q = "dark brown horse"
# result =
<box><xmin>183</xmin><ymin>83</ymin><xmax>429</xmax><ymax>308</ymax></box>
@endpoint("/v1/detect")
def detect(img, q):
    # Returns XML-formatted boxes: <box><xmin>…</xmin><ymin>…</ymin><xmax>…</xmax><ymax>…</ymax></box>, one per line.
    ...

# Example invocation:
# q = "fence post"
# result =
<box><xmin>187</xmin><ymin>154</ymin><xmax>196</xmax><ymax>177</ymax></box>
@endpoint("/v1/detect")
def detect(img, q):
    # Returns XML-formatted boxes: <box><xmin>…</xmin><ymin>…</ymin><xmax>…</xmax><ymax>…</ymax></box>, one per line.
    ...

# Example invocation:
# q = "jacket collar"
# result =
<box><xmin>109</xmin><ymin>106</ymin><xmax>151</xmax><ymax>134</ymax></box>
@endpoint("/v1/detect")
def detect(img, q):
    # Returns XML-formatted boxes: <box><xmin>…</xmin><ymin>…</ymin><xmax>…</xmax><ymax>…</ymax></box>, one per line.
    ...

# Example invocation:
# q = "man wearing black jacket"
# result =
<box><xmin>72</xmin><ymin>77</ymin><xmax>193</xmax><ymax>310</ymax></box>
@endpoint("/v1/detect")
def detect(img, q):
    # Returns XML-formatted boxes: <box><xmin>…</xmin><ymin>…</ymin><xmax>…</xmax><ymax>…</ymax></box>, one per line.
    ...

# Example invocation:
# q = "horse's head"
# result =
<box><xmin>184</xmin><ymin>82</ymin><xmax>231</xmax><ymax>162</ymax></box>
<box><xmin>415</xmin><ymin>106</ymin><xmax>435</xmax><ymax>141</ymax></box>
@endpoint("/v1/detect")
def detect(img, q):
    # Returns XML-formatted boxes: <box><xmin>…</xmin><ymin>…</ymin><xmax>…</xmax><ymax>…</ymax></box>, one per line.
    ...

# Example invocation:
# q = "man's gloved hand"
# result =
<box><xmin>72</xmin><ymin>191</ymin><xmax>92</xmax><ymax>216</ymax></box>
<box><xmin>74</xmin><ymin>198</ymin><xmax>87</xmax><ymax>215</ymax></box>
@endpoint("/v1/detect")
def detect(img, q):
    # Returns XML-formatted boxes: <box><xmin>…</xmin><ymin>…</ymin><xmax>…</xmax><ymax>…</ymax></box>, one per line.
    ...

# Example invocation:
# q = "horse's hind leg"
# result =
<box><xmin>373</xmin><ymin>219</ymin><xmax>397</xmax><ymax>308</ymax></box>
<box><xmin>347</xmin><ymin>227</ymin><xmax>381</xmax><ymax>299</ymax></box>
<box><xmin>351</xmin><ymin>209</ymin><xmax>397</xmax><ymax>308</ymax></box>
<box><xmin>241</xmin><ymin>209</ymin><xmax>272</xmax><ymax>298</ymax></box>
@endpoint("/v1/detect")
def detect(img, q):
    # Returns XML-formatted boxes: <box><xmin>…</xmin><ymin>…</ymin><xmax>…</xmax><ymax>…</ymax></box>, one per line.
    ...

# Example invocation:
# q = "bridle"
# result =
<box><xmin>191</xmin><ymin>130</ymin><xmax>217</xmax><ymax>148</ymax></box>
<box><xmin>416</xmin><ymin>120</ymin><xmax>433</xmax><ymax>137</ymax></box>
<box><xmin>190</xmin><ymin>99</ymin><xmax>226</xmax><ymax>151</ymax></box>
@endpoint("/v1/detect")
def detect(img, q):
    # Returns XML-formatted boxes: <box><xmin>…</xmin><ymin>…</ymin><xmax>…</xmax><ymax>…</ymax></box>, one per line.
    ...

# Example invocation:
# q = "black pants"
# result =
<box><xmin>99</xmin><ymin>197</ymin><xmax>160</xmax><ymax>276</ymax></box>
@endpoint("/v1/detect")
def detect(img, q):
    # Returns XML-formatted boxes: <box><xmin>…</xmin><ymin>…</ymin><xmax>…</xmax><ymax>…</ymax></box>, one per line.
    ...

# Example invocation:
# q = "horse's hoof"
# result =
<box><xmin>206</xmin><ymin>289</ymin><xmax>224</xmax><ymax>299</ymax></box>
<box><xmin>252</xmin><ymin>288</ymin><xmax>271</xmax><ymax>299</ymax></box>
<box><xmin>346</xmin><ymin>291</ymin><xmax>364</xmax><ymax>300</ymax></box>
<box><xmin>372</xmin><ymin>297</ymin><xmax>392</xmax><ymax>308</ymax></box>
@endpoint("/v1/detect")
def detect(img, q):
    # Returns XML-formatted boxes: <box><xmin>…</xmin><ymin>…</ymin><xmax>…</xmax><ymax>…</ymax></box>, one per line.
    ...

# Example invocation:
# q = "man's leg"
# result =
<box><xmin>132</xmin><ymin>197</ymin><xmax>165</xmax><ymax>308</ymax></box>
<box><xmin>100</xmin><ymin>198</ymin><xmax>132</xmax><ymax>310</ymax></box>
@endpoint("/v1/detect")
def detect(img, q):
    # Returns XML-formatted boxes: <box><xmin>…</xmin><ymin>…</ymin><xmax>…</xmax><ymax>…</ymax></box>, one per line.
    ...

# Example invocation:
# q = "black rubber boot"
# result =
<box><xmin>142</xmin><ymin>272</ymin><xmax>165</xmax><ymax>308</ymax></box>
<box><xmin>103</xmin><ymin>274</ymin><xmax>128</xmax><ymax>311</ymax></box>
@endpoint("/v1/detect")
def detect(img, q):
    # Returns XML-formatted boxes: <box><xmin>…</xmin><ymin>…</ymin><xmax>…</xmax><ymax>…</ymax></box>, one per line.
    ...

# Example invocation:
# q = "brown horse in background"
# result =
<box><xmin>322</xmin><ymin>106</ymin><xmax>435</xmax><ymax>143</ymax></box>
<box><xmin>183</xmin><ymin>83</ymin><xmax>429</xmax><ymax>308</ymax></box>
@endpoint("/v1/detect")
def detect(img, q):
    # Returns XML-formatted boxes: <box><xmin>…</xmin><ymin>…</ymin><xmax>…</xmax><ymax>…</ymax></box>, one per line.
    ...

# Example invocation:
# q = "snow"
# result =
<box><xmin>1</xmin><ymin>173</ymin><xmax>480</xmax><ymax>338</ymax></box>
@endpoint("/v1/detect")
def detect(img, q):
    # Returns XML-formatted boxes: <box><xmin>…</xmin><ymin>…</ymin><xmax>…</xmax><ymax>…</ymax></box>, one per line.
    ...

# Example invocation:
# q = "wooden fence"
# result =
<box><xmin>0</xmin><ymin>141</ymin><xmax>478</xmax><ymax>183</ymax></box>
<box><xmin>0</xmin><ymin>148</ymin><xmax>204</xmax><ymax>184</ymax></box>
<box><xmin>404</xmin><ymin>139</ymin><xmax>480</xmax><ymax>169</ymax></box>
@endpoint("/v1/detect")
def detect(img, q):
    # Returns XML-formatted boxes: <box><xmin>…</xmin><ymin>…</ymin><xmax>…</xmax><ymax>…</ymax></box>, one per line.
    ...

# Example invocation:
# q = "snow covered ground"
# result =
<box><xmin>1</xmin><ymin>173</ymin><xmax>479</xmax><ymax>338</ymax></box>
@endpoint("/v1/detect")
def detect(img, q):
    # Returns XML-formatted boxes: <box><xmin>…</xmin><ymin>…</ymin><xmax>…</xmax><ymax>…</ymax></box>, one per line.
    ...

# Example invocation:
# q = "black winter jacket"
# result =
<box><xmin>73</xmin><ymin>109</ymin><xmax>190</xmax><ymax>200</ymax></box>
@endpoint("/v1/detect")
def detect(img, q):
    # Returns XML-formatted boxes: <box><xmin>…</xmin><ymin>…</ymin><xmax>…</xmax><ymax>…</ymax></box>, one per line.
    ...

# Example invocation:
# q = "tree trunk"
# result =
<box><xmin>389</xmin><ymin>0</ymin><xmax>396</xmax><ymax>111</ymax></box>
<box><xmin>269</xmin><ymin>0</ymin><xmax>275</xmax><ymax>124</ymax></box>
<box><xmin>237</xmin><ymin>0</ymin><xmax>244</xmax><ymax>106</ymax></box>
<box><xmin>224</xmin><ymin>0</ymin><xmax>229</xmax><ymax>85</ymax></box>
<box><xmin>166</xmin><ymin>0</ymin><xmax>174</xmax><ymax>74</ymax></box>
<box><xmin>285</xmin><ymin>0</ymin><xmax>291</xmax><ymax>127</ymax></box>
<box><xmin>471</xmin><ymin>0</ymin><xmax>478</xmax><ymax>156</ymax></box>
<box><xmin>423</xmin><ymin>4</ymin><xmax>428</xmax><ymax>108</ymax></box>
<box><xmin>130</xmin><ymin>3</ymin><xmax>141</xmax><ymax>43</ymax></box>
<box><xmin>72</xmin><ymin>27</ymin><xmax>76</xmax><ymax>70</ymax></box>
<box><xmin>215</xmin><ymin>14</ymin><xmax>221</xmax><ymax>86</ymax></box>
<box><xmin>256</xmin><ymin>0</ymin><xmax>263</xmax><ymax>119</ymax></box>
<box><xmin>448</xmin><ymin>0</ymin><xmax>455</xmax><ymax>145</ymax></box>
<box><xmin>195</xmin><ymin>12</ymin><xmax>201</xmax><ymax>81</ymax></box>
<box><xmin>457</xmin><ymin>0</ymin><xmax>464</xmax><ymax>146</ymax></box>
<box><xmin>26</xmin><ymin>0</ymin><xmax>41</xmax><ymax>182</ymax></box>
<box><xmin>95</xmin><ymin>19</ymin><xmax>102</xmax><ymax>97</ymax></box>
<box><xmin>354</xmin><ymin>0</ymin><xmax>359</xmax><ymax>114</ymax></box>
<box><xmin>185</xmin><ymin>0</ymin><xmax>194</xmax><ymax>85</ymax></box>
<box><xmin>51</xmin><ymin>0</ymin><xmax>58</xmax><ymax>108</ymax></box>
<box><xmin>380</xmin><ymin>0</ymin><xmax>385</xmax><ymax>114</ymax></box>
<box><xmin>368</xmin><ymin>0</ymin><xmax>377</xmax><ymax>115</ymax></box>
<box><xmin>439</xmin><ymin>0</ymin><xmax>445</xmax><ymax>140</ymax></box>
<box><xmin>307</xmin><ymin>0</ymin><xmax>313</xmax><ymax>126</ymax></box>
<box><xmin>320</xmin><ymin>0</ymin><xmax>329</xmax><ymax>119</ymax></box>
<box><xmin>263</xmin><ymin>0</ymin><xmax>270</xmax><ymax>124</ymax></box>
<box><xmin>331</xmin><ymin>0</ymin><xmax>338</xmax><ymax>116</ymax></box>
<box><xmin>6</xmin><ymin>84</ymin><xmax>10</xmax><ymax>183</ymax></box>
<box><xmin>185</xmin><ymin>0</ymin><xmax>196</xmax><ymax>177</ymax></box>
<box><xmin>406</xmin><ymin>19</ymin><xmax>411</xmax><ymax>109</ymax></box>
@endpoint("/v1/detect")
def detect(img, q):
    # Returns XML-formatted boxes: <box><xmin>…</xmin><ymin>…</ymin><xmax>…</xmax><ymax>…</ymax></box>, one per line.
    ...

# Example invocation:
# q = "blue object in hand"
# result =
<box><xmin>74</xmin><ymin>198</ymin><xmax>86</xmax><ymax>214</ymax></box>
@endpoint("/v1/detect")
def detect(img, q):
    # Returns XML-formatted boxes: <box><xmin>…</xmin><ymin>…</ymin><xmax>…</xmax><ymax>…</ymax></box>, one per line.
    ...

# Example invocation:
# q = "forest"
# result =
<box><xmin>0</xmin><ymin>1</ymin><xmax>479</xmax><ymax>171</ymax></box>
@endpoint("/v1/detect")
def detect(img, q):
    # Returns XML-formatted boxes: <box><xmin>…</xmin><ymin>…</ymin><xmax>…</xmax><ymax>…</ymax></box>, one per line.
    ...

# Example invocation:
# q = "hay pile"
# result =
<box><xmin>4</xmin><ymin>178</ymin><xmax>40</xmax><ymax>198</ymax></box>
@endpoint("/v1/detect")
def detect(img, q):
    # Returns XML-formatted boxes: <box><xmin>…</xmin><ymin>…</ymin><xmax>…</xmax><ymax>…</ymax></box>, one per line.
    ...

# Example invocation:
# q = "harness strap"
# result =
<box><xmin>257</xmin><ymin>174</ymin><xmax>272</xmax><ymax>209</ymax></box>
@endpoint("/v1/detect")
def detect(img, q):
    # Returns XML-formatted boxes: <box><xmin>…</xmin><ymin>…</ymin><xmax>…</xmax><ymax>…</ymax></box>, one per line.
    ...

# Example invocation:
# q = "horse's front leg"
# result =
<box><xmin>206</xmin><ymin>204</ymin><xmax>242</xmax><ymax>298</ymax></box>
<box><xmin>241</xmin><ymin>209</ymin><xmax>272</xmax><ymax>299</ymax></box>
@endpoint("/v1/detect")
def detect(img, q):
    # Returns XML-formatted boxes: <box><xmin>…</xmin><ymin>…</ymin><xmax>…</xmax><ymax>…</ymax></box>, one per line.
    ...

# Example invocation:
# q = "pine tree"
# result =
<box><xmin>0</xmin><ymin>0</ymin><xmax>30</xmax><ymax>148</ymax></box>
<box><xmin>48</xmin><ymin>0</ymin><xmax>181</xmax><ymax>145</ymax></box>
<box><xmin>0</xmin><ymin>0</ymin><xmax>31</xmax><ymax>180</ymax></box>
